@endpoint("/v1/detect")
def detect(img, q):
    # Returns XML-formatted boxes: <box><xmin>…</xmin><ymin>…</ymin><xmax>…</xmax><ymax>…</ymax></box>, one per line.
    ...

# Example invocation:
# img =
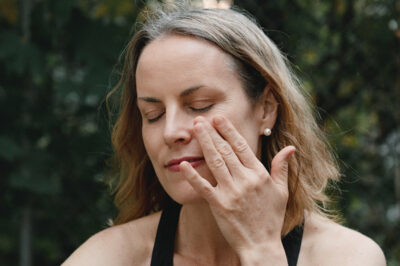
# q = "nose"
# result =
<box><xmin>163</xmin><ymin>107</ymin><xmax>193</xmax><ymax>147</ymax></box>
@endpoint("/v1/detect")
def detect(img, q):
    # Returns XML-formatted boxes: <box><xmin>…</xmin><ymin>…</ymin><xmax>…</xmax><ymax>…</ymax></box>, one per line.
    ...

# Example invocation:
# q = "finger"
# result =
<box><xmin>180</xmin><ymin>161</ymin><xmax>217</xmax><ymax>204</ymax></box>
<box><xmin>270</xmin><ymin>146</ymin><xmax>296</xmax><ymax>186</ymax></box>
<box><xmin>200</xmin><ymin>119</ymin><xmax>243</xmax><ymax>176</ymax></box>
<box><xmin>212</xmin><ymin>115</ymin><xmax>260</xmax><ymax>169</ymax></box>
<box><xmin>193</xmin><ymin>121</ymin><xmax>232</xmax><ymax>185</ymax></box>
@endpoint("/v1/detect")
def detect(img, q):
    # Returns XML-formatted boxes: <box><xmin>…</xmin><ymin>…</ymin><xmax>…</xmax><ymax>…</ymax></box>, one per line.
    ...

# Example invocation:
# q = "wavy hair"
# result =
<box><xmin>107</xmin><ymin>5</ymin><xmax>340</xmax><ymax>236</ymax></box>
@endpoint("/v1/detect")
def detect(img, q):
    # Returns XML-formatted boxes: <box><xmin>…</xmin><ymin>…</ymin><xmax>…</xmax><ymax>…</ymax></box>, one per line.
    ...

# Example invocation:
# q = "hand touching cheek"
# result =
<box><xmin>180</xmin><ymin>115</ymin><xmax>295</xmax><ymax>265</ymax></box>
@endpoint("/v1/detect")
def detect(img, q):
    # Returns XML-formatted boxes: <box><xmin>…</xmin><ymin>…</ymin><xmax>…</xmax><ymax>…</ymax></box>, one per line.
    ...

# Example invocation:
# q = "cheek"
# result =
<box><xmin>142</xmin><ymin>126</ymin><xmax>158</xmax><ymax>160</ymax></box>
<box><xmin>238</xmin><ymin>124</ymin><xmax>261</xmax><ymax>153</ymax></box>
<box><xmin>226</xmin><ymin>113</ymin><xmax>261</xmax><ymax>154</ymax></box>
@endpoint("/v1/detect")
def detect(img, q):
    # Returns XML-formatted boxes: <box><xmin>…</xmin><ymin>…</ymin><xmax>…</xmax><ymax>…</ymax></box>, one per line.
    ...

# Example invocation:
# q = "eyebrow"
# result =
<box><xmin>137</xmin><ymin>85</ymin><xmax>205</xmax><ymax>103</ymax></box>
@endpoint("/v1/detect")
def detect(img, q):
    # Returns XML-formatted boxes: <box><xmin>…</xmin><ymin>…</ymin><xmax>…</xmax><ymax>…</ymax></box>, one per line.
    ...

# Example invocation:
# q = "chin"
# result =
<box><xmin>157</xmin><ymin>165</ymin><xmax>216</xmax><ymax>205</ymax></box>
<box><xmin>164</xmin><ymin>181</ymin><xmax>206</xmax><ymax>205</ymax></box>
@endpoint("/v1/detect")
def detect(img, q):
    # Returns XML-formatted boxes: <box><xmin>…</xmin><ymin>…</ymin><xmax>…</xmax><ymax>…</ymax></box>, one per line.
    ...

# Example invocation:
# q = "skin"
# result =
<box><xmin>63</xmin><ymin>35</ymin><xmax>386</xmax><ymax>266</ymax></box>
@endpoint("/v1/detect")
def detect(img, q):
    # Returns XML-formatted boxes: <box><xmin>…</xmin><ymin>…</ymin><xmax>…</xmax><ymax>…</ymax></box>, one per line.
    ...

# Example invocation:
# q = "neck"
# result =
<box><xmin>174</xmin><ymin>201</ymin><xmax>240</xmax><ymax>265</ymax></box>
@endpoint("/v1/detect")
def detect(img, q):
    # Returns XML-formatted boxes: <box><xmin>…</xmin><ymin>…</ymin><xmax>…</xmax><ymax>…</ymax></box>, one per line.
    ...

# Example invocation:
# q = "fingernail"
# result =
<box><xmin>179</xmin><ymin>161</ymin><xmax>189</xmax><ymax>172</ymax></box>
<box><xmin>194</xmin><ymin>116</ymin><xmax>205</xmax><ymax>125</ymax></box>
<box><xmin>194</xmin><ymin>123</ymin><xmax>204</xmax><ymax>133</ymax></box>
<box><xmin>288</xmin><ymin>148</ymin><xmax>296</xmax><ymax>158</ymax></box>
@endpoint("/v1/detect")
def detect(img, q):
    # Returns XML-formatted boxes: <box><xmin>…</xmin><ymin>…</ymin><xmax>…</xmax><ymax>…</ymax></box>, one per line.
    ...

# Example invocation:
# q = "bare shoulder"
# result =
<box><xmin>300</xmin><ymin>213</ymin><xmax>386</xmax><ymax>266</ymax></box>
<box><xmin>62</xmin><ymin>211</ymin><xmax>161</xmax><ymax>266</ymax></box>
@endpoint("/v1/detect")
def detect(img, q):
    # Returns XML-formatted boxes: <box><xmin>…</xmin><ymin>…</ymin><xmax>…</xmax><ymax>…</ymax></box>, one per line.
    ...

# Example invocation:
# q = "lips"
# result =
<box><xmin>166</xmin><ymin>156</ymin><xmax>204</xmax><ymax>172</ymax></box>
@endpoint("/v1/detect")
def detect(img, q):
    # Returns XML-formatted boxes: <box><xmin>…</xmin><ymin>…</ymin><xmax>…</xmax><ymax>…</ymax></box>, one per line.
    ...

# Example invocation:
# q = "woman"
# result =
<box><xmin>63</xmin><ymin>6</ymin><xmax>385</xmax><ymax>266</ymax></box>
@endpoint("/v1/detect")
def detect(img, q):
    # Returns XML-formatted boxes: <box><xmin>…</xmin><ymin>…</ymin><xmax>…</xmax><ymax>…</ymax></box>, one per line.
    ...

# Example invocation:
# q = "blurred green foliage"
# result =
<box><xmin>0</xmin><ymin>0</ymin><xmax>399</xmax><ymax>265</ymax></box>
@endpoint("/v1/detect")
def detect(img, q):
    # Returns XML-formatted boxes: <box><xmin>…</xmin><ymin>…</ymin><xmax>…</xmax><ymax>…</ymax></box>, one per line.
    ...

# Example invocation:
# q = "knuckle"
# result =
<box><xmin>202</xmin><ymin>184</ymin><xmax>214</xmax><ymax>197</ymax></box>
<box><xmin>254</xmin><ymin>166</ymin><xmax>268</xmax><ymax>179</ymax></box>
<box><xmin>209</xmin><ymin>157</ymin><xmax>225</xmax><ymax>169</ymax></box>
<box><xmin>221</xmin><ymin>201</ymin><xmax>233</xmax><ymax>212</ymax></box>
<box><xmin>243</xmin><ymin>177</ymin><xmax>258</xmax><ymax>191</ymax></box>
<box><xmin>234</xmin><ymin>138</ymin><xmax>248</xmax><ymax>153</ymax></box>
<box><xmin>258</xmin><ymin>170</ymin><xmax>270</xmax><ymax>181</ymax></box>
<box><xmin>230</xmin><ymin>190</ymin><xmax>244</xmax><ymax>206</ymax></box>
<box><xmin>221</xmin><ymin>199</ymin><xmax>238</xmax><ymax>215</ymax></box>
<box><xmin>259</xmin><ymin>175</ymin><xmax>272</xmax><ymax>186</ymax></box>
<box><xmin>218</xmin><ymin>143</ymin><xmax>233</xmax><ymax>157</ymax></box>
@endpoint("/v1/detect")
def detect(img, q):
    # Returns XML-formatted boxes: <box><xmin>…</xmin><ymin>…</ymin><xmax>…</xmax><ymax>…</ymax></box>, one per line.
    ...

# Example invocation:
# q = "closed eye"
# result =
<box><xmin>145</xmin><ymin>110</ymin><xmax>165</xmax><ymax>123</ymax></box>
<box><xmin>190</xmin><ymin>104</ymin><xmax>213</xmax><ymax>112</ymax></box>
<box><xmin>147</xmin><ymin>113</ymin><xmax>164</xmax><ymax>123</ymax></box>
<box><xmin>145</xmin><ymin>104</ymin><xmax>213</xmax><ymax>123</ymax></box>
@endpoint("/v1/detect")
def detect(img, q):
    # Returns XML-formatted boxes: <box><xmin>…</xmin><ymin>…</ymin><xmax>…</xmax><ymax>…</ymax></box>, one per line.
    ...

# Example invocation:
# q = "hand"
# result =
<box><xmin>179</xmin><ymin>115</ymin><xmax>295</xmax><ymax>263</ymax></box>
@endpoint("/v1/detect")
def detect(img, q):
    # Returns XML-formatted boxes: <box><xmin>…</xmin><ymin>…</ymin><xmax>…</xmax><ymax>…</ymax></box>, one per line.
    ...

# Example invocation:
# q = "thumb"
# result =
<box><xmin>270</xmin><ymin>146</ymin><xmax>296</xmax><ymax>185</ymax></box>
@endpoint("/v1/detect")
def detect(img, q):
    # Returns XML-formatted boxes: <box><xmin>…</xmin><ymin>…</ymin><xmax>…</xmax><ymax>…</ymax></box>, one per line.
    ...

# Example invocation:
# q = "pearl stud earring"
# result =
<box><xmin>263</xmin><ymin>128</ymin><xmax>272</xmax><ymax>136</ymax></box>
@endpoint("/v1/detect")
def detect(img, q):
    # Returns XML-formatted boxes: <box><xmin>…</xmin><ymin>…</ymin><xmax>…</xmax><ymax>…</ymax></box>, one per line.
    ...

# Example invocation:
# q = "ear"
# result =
<box><xmin>256</xmin><ymin>85</ymin><xmax>278</xmax><ymax>135</ymax></box>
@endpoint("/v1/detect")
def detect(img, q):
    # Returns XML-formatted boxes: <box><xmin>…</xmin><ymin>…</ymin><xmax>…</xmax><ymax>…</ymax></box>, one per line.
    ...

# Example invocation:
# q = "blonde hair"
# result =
<box><xmin>107</xmin><ymin>6</ymin><xmax>340</xmax><ymax>235</ymax></box>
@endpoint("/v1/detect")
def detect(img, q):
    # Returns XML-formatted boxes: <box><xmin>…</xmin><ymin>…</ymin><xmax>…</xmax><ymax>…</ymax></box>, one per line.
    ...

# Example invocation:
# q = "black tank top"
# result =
<box><xmin>150</xmin><ymin>199</ymin><xmax>303</xmax><ymax>266</ymax></box>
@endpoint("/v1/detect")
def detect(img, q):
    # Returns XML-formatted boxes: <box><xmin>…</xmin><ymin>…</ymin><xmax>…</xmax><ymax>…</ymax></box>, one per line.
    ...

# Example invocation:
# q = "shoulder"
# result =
<box><xmin>300</xmin><ymin>213</ymin><xmax>386</xmax><ymax>266</ymax></box>
<box><xmin>62</xmin><ymin>211</ymin><xmax>162</xmax><ymax>266</ymax></box>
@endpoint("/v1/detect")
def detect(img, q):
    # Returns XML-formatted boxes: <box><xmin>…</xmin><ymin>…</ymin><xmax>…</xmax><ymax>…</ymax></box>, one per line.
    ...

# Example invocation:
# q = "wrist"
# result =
<box><xmin>238</xmin><ymin>241</ymin><xmax>288</xmax><ymax>266</ymax></box>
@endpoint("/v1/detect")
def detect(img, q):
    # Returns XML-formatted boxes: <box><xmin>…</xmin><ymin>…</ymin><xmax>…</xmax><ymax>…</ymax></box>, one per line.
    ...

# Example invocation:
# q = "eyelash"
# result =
<box><xmin>190</xmin><ymin>104</ymin><xmax>213</xmax><ymax>113</ymax></box>
<box><xmin>147</xmin><ymin>104</ymin><xmax>213</xmax><ymax>123</ymax></box>
<box><xmin>147</xmin><ymin>114</ymin><xmax>163</xmax><ymax>123</ymax></box>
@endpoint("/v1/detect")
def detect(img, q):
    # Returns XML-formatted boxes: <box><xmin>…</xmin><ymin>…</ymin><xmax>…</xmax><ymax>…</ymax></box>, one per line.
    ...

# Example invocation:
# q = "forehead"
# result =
<box><xmin>135</xmin><ymin>34</ymin><xmax>239</xmax><ymax>95</ymax></box>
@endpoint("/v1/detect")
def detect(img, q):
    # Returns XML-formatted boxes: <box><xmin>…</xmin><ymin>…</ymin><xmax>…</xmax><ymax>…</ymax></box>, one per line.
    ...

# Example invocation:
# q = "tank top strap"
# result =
<box><xmin>150</xmin><ymin>199</ymin><xmax>181</xmax><ymax>266</ymax></box>
<box><xmin>282</xmin><ymin>222</ymin><xmax>304</xmax><ymax>265</ymax></box>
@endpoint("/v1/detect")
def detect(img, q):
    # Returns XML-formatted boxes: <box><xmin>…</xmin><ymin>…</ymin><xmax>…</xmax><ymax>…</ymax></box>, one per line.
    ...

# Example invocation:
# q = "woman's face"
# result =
<box><xmin>136</xmin><ymin>34</ymin><xmax>272</xmax><ymax>204</ymax></box>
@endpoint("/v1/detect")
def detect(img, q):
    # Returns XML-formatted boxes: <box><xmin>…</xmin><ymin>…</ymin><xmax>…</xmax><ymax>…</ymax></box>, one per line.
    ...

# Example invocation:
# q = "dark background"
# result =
<box><xmin>1</xmin><ymin>0</ymin><xmax>399</xmax><ymax>265</ymax></box>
